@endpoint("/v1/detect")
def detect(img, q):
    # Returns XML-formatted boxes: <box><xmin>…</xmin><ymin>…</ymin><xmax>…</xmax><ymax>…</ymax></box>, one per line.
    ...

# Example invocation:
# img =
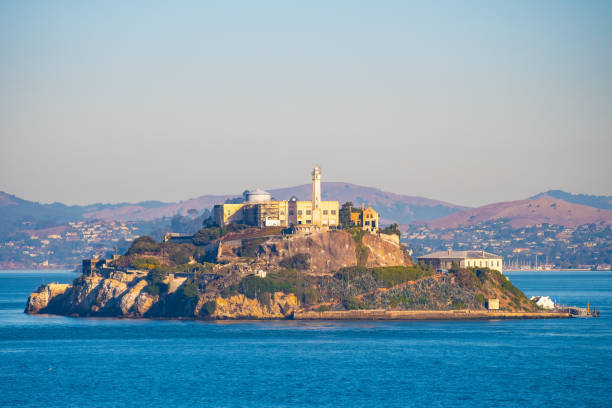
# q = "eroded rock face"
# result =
<box><xmin>257</xmin><ymin>230</ymin><xmax>412</xmax><ymax>274</ymax></box>
<box><xmin>25</xmin><ymin>283</ymin><xmax>71</xmax><ymax>314</ymax></box>
<box><xmin>26</xmin><ymin>275</ymin><xmax>154</xmax><ymax>317</ymax></box>
<box><xmin>363</xmin><ymin>233</ymin><xmax>412</xmax><ymax>268</ymax></box>
<box><xmin>213</xmin><ymin>292</ymin><xmax>298</xmax><ymax>319</ymax></box>
<box><xmin>119</xmin><ymin>279</ymin><xmax>148</xmax><ymax>315</ymax></box>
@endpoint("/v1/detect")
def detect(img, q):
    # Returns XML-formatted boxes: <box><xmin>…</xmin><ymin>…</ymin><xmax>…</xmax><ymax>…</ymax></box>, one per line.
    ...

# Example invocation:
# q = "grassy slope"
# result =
<box><xmin>220</xmin><ymin>266</ymin><xmax>536</xmax><ymax>313</ymax></box>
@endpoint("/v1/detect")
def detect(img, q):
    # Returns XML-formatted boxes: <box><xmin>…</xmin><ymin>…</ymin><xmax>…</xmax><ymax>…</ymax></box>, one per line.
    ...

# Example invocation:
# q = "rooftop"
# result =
<box><xmin>418</xmin><ymin>250</ymin><xmax>501</xmax><ymax>260</ymax></box>
<box><xmin>247</xmin><ymin>189</ymin><xmax>270</xmax><ymax>195</ymax></box>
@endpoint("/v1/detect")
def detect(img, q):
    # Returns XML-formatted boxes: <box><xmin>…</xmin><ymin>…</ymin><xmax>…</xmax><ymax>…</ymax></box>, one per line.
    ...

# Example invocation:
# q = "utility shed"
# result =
<box><xmin>486</xmin><ymin>298</ymin><xmax>500</xmax><ymax>310</ymax></box>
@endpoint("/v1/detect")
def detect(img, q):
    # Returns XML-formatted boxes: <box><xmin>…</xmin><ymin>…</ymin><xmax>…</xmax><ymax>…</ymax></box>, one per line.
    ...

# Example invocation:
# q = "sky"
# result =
<box><xmin>1</xmin><ymin>0</ymin><xmax>611</xmax><ymax>207</ymax></box>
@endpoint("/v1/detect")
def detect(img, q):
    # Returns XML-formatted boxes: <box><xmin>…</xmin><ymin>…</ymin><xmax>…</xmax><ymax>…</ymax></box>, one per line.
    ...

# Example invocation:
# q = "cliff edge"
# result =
<box><xmin>25</xmin><ymin>228</ymin><xmax>544</xmax><ymax>320</ymax></box>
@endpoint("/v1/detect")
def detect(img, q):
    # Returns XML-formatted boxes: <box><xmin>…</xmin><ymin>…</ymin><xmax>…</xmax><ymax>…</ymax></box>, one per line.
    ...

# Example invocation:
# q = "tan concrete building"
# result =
<box><xmin>213</xmin><ymin>166</ymin><xmax>339</xmax><ymax>229</ymax></box>
<box><xmin>347</xmin><ymin>204</ymin><xmax>380</xmax><ymax>232</ymax></box>
<box><xmin>417</xmin><ymin>249</ymin><xmax>503</xmax><ymax>273</ymax></box>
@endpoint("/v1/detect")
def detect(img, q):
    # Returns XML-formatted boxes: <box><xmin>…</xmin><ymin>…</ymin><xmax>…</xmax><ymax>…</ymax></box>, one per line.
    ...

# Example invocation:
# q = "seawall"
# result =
<box><xmin>293</xmin><ymin>309</ymin><xmax>571</xmax><ymax>320</ymax></box>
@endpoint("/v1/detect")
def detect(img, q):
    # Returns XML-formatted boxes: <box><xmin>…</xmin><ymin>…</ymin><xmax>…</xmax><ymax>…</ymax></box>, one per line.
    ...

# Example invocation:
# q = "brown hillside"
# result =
<box><xmin>420</xmin><ymin>196</ymin><xmax>612</xmax><ymax>229</ymax></box>
<box><xmin>82</xmin><ymin>182</ymin><xmax>465</xmax><ymax>223</ymax></box>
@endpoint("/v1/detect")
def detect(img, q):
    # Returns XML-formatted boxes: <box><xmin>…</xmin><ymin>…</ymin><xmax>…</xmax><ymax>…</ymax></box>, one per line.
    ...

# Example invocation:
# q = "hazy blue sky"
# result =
<box><xmin>1</xmin><ymin>1</ymin><xmax>610</xmax><ymax>207</ymax></box>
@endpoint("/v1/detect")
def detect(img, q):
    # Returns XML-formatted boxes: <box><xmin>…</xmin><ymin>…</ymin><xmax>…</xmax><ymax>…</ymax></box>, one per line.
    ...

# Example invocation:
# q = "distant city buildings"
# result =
<box><xmin>404</xmin><ymin>221</ymin><xmax>611</xmax><ymax>270</ymax></box>
<box><xmin>0</xmin><ymin>220</ymin><xmax>141</xmax><ymax>269</ymax></box>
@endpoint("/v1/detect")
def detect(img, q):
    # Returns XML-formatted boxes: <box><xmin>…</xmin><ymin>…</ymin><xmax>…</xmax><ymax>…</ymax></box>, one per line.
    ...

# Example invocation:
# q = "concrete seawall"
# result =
<box><xmin>293</xmin><ymin>309</ymin><xmax>571</xmax><ymax>320</ymax></box>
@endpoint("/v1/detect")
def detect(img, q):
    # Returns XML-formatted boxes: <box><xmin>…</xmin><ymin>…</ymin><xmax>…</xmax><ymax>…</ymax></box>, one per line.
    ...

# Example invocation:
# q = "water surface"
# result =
<box><xmin>1</xmin><ymin>270</ymin><xmax>611</xmax><ymax>407</ymax></box>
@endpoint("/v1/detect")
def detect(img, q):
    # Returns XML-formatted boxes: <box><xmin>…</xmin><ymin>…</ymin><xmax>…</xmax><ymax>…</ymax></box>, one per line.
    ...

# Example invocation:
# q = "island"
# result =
<box><xmin>25</xmin><ymin>166</ymin><xmax>570</xmax><ymax>320</ymax></box>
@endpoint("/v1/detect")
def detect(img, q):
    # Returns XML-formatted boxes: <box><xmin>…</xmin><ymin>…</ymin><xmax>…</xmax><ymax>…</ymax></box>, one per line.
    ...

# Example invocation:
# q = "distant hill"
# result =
<box><xmin>79</xmin><ymin>182</ymin><xmax>467</xmax><ymax>224</ymax></box>
<box><xmin>531</xmin><ymin>190</ymin><xmax>612</xmax><ymax>211</ymax></box>
<box><xmin>0</xmin><ymin>184</ymin><xmax>466</xmax><ymax>233</ymax></box>
<box><xmin>82</xmin><ymin>195</ymin><xmax>234</xmax><ymax>222</ymax></box>
<box><xmin>418</xmin><ymin>196</ymin><xmax>612</xmax><ymax>229</ymax></box>
<box><xmin>269</xmin><ymin>183</ymin><xmax>467</xmax><ymax>224</ymax></box>
<box><xmin>0</xmin><ymin>191</ymin><xmax>169</xmax><ymax>239</ymax></box>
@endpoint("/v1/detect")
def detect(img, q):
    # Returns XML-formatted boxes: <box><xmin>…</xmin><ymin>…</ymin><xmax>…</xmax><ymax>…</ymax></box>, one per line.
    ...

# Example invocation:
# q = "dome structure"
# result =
<box><xmin>246</xmin><ymin>189</ymin><xmax>271</xmax><ymax>203</ymax></box>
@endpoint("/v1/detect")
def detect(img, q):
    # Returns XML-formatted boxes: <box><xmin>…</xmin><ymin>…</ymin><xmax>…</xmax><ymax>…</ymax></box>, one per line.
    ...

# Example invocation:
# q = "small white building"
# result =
<box><xmin>486</xmin><ymin>298</ymin><xmax>500</xmax><ymax>310</ymax></box>
<box><xmin>418</xmin><ymin>249</ymin><xmax>503</xmax><ymax>273</ymax></box>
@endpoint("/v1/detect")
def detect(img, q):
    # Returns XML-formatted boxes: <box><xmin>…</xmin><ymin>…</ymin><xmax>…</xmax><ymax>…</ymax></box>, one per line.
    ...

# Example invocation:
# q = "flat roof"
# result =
<box><xmin>418</xmin><ymin>250</ymin><xmax>501</xmax><ymax>260</ymax></box>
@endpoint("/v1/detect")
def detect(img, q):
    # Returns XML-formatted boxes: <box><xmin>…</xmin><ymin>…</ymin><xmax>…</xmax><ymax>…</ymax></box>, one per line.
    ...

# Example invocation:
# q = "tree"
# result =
<box><xmin>339</xmin><ymin>202</ymin><xmax>354</xmax><ymax>228</ymax></box>
<box><xmin>127</xmin><ymin>236</ymin><xmax>160</xmax><ymax>255</ymax></box>
<box><xmin>381</xmin><ymin>223</ymin><xmax>401</xmax><ymax>237</ymax></box>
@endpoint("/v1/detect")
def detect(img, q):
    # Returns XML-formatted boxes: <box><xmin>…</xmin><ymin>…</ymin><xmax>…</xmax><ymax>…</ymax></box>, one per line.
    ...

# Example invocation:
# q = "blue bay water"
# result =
<box><xmin>1</xmin><ymin>270</ymin><xmax>611</xmax><ymax>407</ymax></box>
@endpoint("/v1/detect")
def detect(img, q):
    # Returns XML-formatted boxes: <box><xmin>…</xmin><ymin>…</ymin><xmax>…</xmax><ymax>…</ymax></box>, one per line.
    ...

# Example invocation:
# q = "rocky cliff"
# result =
<box><xmin>220</xmin><ymin>230</ymin><xmax>412</xmax><ymax>274</ymax></box>
<box><xmin>25</xmin><ymin>230</ymin><xmax>539</xmax><ymax>320</ymax></box>
<box><xmin>25</xmin><ymin>271</ymin><xmax>300</xmax><ymax>319</ymax></box>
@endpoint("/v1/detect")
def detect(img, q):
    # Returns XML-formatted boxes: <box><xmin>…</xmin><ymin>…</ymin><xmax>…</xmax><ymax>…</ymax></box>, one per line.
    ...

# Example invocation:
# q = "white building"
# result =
<box><xmin>418</xmin><ymin>249</ymin><xmax>503</xmax><ymax>273</ymax></box>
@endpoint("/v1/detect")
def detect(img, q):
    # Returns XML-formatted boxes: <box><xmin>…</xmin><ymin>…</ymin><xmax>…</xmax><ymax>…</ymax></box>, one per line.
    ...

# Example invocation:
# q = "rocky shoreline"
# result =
<box><xmin>25</xmin><ymin>229</ymin><xmax>551</xmax><ymax>321</ymax></box>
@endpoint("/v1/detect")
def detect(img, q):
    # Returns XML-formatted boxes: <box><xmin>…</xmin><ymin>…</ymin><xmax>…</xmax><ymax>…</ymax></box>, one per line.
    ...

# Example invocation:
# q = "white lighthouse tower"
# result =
<box><xmin>311</xmin><ymin>165</ymin><xmax>322</xmax><ymax>226</ymax></box>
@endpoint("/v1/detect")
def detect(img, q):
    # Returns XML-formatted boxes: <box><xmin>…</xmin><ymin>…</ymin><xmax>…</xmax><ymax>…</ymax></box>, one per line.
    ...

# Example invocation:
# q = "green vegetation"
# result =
<box><xmin>315</xmin><ymin>304</ymin><xmax>331</xmax><ymax>312</ymax></box>
<box><xmin>192</xmin><ymin>227</ymin><xmax>224</xmax><ymax>246</ymax></box>
<box><xmin>380</xmin><ymin>223</ymin><xmax>401</xmax><ymax>237</ymax></box>
<box><xmin>162</xmin><ymin>278</ymin><xmax>200</xmax><ymax>317</ymax></box>
<box><xmin>192</xmin><ymin>223</ymin><xmax>251</xmax><ymax>246</ymax></box>
<box><xmin>334</xmin><ymin>265</ymin><xmax>432</xmax><ymax>288</ymax></box>
<box><xmin>238</xmin><ymin>238</ymin><xmax>266</xmax><ymax>258</ymax></box>
<box><xmin>202</xmin><ymin>300</ymin><xmax>216</xmax><ymax>315</ymax></box>
<box><xmin>224</xmin><ymin>269</ymin><xmax>317</xmax><ymax>304</ymax></box>
<box><xmin>474</xmin><ymin>294</ymin><xmax>486</xmax><ymax>305</ymax></box>
<box><xmin>130</xmin><ymin>256</ymin><xmax>161</xmax><ymax>270</ymax></box>
<box><xmin>157</xmin><ymin>242</ymin><xmax>194</xmax><ymax>265</ymax></box>
<box><xmin>387</xmin><ymin>294</ymin><xmax>410</xmax><ymax>308</ymax></box>
<box><xmin>144</xmin><ymin>268</ymin><xmax>168</xmax><ymax>295</ymax></box>
<box><xmin>451</xmin><ymin>267</ymin><xmax>483</xmax><ymax>289</ymax></box>
<box><xmin>278</xmin><ymin>253</ymin><xmax>311</xmax><ymax>270</ymax></box>
<box><xmin>126</xmin><ymin>236</ymin><xmax>160</xmax><ymax>255</ymax></box>
<box><xmin>339</xmin><ymin>202</ymin><xmax>354</xmax><ymax>228</ymax></box>
<box><xmin>342</xmin><ymin>296</ymin><xmax>363</xmax><ymax>310</ymax></box>
<box><xmin>451</xmin><ymin>300</ymin><xmax>467</xmax><ymax>309</ymax></box>
<box><xmin>348</xmin><ymin>228</ymin><xmax>369</xmax><ymax>266</ymax></box>
<box><xmin>180</xmin><ymin>280</ymin><xmax>199</xmax><ymax>298</ymax></box>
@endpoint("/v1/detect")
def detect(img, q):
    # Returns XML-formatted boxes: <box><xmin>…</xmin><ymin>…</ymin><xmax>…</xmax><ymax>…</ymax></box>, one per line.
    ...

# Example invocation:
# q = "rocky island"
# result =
<box><xmin>25</xmin><ymin>226</ymin><xmax>567</xmax><ymax>320</ymax></box>
<box><xmin>25</xmin><ymin>166</ymin><xmax>569</xmax><ymax>320</ymax></box>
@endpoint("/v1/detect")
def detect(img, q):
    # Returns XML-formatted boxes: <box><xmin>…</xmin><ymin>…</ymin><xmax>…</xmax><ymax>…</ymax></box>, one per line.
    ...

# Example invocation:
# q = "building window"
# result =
<box><xmin>227</xmin><ymin>210</ymin><xmax>230</xmax><ymax>215</ymax></box>
<box><xmin>289</xmin><ymin>211</ymin><xmax>294</xmax><ymax>216</ymax></box>
<box><xmin>306</xmin><ymin>220</ymin><xmax>311</xmax><ymax>224</ymax></box>
<box><xmin>365</xmin><ymin>221</ymin><xmax>370</xmax><ymax>226</ymax></box>
<box><xmin>306</xmin><ymin>210</ymin><xmax>312</xmax><ymax>215</ymax></box>
<box><xmin>298</xmin><ymin>210</ymin><xmax>302</xmax><ymax>216</ymax></box>
<box><xmin>280</xmin><ymin>211</ymin><xmax>285</xmax><ymax>215</ymax></box>
<box><xmin>323</xmin><ymin>210</ymin><xmax>328</xmax><ymax>215</ymax></box>
<box><xmin>331</xmin><ymin>210</ymin><xmax>336</xmax><ymax>215</ymax></box>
